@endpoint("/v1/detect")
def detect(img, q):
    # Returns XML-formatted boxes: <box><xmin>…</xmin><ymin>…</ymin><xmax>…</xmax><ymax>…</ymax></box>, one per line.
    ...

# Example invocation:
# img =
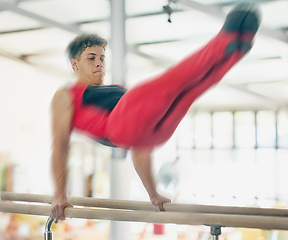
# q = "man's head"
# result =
<box><xmin>67</xmin><ymin>34</ymin><xmax>108</xmax><ymax>86</ymax></box>
<box><xmin>67</xmin><ymin>33</ymin><xmax>107</xmax><ymax>61</ymax></box>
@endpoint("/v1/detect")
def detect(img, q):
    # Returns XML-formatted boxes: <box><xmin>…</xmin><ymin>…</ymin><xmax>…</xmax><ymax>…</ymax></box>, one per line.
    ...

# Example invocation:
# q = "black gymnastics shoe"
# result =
<box><xmin>239</xmin><ymin>3</ymin><xmax>261</xmax><ymax>33</ymax></box>
<box><xmin>239</xmin><ymin>3</ymin><xmax>261</xmax><ymax>53</ymax></box>
<box><xmin>222</xmin><ymin>3</ymin><xmax>261</xmax><ymax>33</ymax></box>
<box><xmin>222</xmin><ymin>3</ymin><xmax>261</xmax><ymax>56</ymax></box>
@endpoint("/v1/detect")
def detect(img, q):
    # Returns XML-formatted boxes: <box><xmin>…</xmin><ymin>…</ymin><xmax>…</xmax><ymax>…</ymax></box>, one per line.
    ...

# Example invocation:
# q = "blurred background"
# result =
<box><xmin>0</xmin><ymin>0</ymin><xmax>288</xmax><ymax>239</ymax></box>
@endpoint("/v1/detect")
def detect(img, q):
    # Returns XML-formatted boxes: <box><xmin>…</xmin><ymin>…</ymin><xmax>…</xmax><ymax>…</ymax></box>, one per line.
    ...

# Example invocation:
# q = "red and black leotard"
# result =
<box><xmin>69</xmin><ymin>6</ymin><xmax>259</xmax><ymax>150</ymax></box>
<box><xmin>69</xmin><ymin>84</ymin><xmax>127</xmax><ymax>147</ymax></box>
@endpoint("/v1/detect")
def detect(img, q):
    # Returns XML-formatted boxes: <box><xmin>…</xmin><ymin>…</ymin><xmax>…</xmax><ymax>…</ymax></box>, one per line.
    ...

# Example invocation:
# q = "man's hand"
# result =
<box><xmin>51</xmin><ymin>196</ymin><xmax>73</xmax><ymax>221</ymax></box>
<box><xmin>131</xmin><ymin>149</ymin><xmax>171</xmax><ymax>212</ymax></box>
<box><xmin>150</xmin><ymin>193</ymin><xmax>171</xmax><ymax>211</ymax></box>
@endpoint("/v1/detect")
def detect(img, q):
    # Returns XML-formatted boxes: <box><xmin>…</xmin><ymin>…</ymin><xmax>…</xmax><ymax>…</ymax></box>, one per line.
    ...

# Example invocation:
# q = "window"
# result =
<box><xmin>194</xmin><ymin>112</ymin><xmax>212</xmax><ymax>148</ymax></box>
<box><xmin>257</xmin><ymin>111</ymin><xmax>276</xmax><ymax>148</ymax></box>
<box><xmin>278</xmin><ymin>109</ymin><xmax>288</xmax><ymax>148</ymax></box>
<box><xmin>212</xmin><ymin>112</ymin><xmax>233</xmax><ymax>148</ymax></box>
<box><xmin>177</xmin><ymin>115</ymin><xmax>194</xmax><ymax>148</ymax></box>
<box><xmin>235</xmin><ymin>111</ymin><xmax>255</xmax><ymax>148</ymax></box>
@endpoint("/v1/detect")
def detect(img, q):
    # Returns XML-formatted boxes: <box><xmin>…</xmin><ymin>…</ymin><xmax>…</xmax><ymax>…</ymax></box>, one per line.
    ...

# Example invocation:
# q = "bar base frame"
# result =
<box><xmin>210</xmin><ymin>225</ymin><xmax>222</xmax><ymax>240</ymax></box>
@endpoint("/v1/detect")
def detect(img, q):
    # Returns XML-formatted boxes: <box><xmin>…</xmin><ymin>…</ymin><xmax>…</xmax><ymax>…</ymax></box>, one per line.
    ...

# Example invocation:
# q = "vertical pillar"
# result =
<box><xmin>254</xmin><ymin>111</ymin><xmax>258</xmax><ymax>149</ymax></box>
<box><xmin>109</xmin><ymin>0</ymin><xmax>130</xmax><ymax>240</ymax></box>
<box><xmin>110</xmin><ymin>149</ymin><xmax>130</xmax><ymax>240</ymax></box>
<box><xmin>210</xmin><ymin>111</ymin><xmax>214</xmax><ymax>149</ymax></box>
<box><xmin>110</xmin><ymin>0</ymin><xmax>127</xmax><ymax>84</ymax></box>
<box><xmin>275</xmin><ymin>110</ymin><xmax>279</xmax><ymax>149</ymax></box>
<box><xmin>232</xmin><ymin>111</ymin><xmax>236</xmax><ymax>149</ymax></box>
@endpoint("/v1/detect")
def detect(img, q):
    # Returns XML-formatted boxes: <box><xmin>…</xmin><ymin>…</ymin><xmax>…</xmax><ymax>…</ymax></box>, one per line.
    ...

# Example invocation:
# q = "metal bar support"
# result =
<box><xmin>210</xmin><ymin>225</ymin><xmax>222</xmax><ymax>240</ymax></box>
<box><xmin>44</xmin><ymin>216</ymin><xmax>54</xmax><ymax>240</ymax></box>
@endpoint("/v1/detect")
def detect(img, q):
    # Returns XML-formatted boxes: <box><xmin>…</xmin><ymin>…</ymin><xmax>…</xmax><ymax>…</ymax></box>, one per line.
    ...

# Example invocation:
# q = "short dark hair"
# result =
<box><xmin>66</xmin><ymin>33</ymin><xmax>108</xmax><ymax>60</ymax></box>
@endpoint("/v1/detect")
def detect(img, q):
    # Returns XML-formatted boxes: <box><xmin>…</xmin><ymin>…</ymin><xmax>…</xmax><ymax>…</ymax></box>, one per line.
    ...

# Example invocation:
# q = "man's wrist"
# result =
<box><xmin>149</xmin><ymin>191</ymin><xmax>159</xmax><ymax>200</ymax></box>
<box><xmin>54</xmin><ymin>191</ymin><xmax>67</xmax><ymax>199</ymax></box>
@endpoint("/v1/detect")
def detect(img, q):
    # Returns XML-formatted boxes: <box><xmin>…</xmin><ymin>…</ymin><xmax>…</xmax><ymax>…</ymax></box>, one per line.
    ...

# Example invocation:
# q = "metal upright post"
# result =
<box><xmin>44</xmin><ymin>216</ymin><xmax>54</xmax><ymax>240</ymax></box>
<box><xmin>210</xmin><ymin>225</ymin><xmax>222</xmax><ymax>240</ymax></box>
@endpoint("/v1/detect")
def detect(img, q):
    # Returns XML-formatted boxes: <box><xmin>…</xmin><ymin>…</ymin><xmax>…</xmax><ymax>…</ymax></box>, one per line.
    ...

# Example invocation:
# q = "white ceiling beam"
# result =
<box><xmin>177</xmin><ymin>0</ymin><xmax>225</xmax><ymax>18</ymax></box>
<box><xmin>226</xmin><ymin>84</ymin><xmax>280</xmax><ymax>109</ymax></box>
<box><xmin>0</xmin><ymin>1</ymin><xmax>81</xmax><ymax>34</ymax></box>
<box><xmin>258</xmin><ymin>27</ymin><xmax>288</xmax><ymax>42</ymax></box>
<box><xmin>177</xmin><ymin>0</ymin><xmax>288</xmax><ymax>43</ymax></box>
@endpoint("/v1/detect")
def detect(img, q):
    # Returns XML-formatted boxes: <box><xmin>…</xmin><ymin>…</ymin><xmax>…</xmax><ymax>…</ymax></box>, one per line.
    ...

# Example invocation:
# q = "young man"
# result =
<box><xmin>51</xmin><ymin>3</ymin><xmax>261</xmax><ymax>221</ymax></box>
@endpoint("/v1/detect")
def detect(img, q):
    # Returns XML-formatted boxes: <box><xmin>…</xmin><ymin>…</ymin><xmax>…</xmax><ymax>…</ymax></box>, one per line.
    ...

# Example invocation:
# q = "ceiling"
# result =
<box><xmin>0</xmin><ymin>0</ymin><xmax>287</xmax><ymax>111</ymax></box>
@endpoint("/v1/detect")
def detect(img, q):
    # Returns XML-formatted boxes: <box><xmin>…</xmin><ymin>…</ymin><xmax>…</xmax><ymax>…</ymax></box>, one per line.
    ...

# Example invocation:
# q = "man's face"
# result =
<box><xmin>72</xmin><ymin>45</ymin><xmax>106</xmax><ymax>86</ymax></box>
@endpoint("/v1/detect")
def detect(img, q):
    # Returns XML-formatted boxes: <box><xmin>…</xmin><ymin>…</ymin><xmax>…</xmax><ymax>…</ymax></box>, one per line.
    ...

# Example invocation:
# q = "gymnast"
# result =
<box><xmin>50</xmin><ymin>3</ymin><xmax>260</xmax><ymax>221</ymax></box>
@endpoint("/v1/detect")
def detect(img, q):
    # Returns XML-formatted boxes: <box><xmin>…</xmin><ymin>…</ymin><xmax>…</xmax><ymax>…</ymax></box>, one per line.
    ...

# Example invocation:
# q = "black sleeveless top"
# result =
<box><xmin>82</xmin><ymin>85</ymin><xmax>127</xmax><ymax>147</ymax></box>
<box><xmin>83</xmin><ymin>85</ymin><xmax>127</xmax><ymax>112</ymax></box>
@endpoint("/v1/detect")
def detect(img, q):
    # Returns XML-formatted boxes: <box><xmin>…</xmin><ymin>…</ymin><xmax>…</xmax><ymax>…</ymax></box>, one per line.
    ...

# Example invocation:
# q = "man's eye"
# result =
<box><xmin>89</xmin><ymin>58</ymin><xmax>95</xmax><ymax>60</ymax></box>
<box><xmin>100</xmin><ymin>58</ymin><xmax>105</xmax><ymax>62</ymax></box>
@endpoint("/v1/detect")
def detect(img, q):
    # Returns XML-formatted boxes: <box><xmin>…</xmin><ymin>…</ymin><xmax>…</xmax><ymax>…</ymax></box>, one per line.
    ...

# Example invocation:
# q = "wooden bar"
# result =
<box><xmin>1</xmin><ymin>202</ymin><xmax>288</xmax><ymax>231</ymax></box>
<box><xmin>2</xmin><ymin>192</ymin><xmax>288</xmax><ymax>217</ymax></box>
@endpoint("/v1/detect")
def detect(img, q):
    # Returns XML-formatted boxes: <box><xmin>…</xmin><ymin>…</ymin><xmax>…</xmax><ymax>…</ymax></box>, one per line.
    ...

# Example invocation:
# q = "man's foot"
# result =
<box><xmin>223</xmin><ymin>3</ymin><xmax>261</xmax><ymax>33</ymax></box>
<box><xmin>240</xmin><ymin>4</ymin><xmax>261</xmax><ymax>53</ymax></box>
<box><xmin>222</xmin><ymin>3</ymin><xmax>261</xmax><ymax>56</ymax></box>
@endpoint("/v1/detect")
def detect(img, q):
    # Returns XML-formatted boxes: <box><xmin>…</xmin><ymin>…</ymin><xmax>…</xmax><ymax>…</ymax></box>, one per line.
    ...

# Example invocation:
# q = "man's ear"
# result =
<box><xmin>71</xmin><ymin>58</ymin><xmax>78</xmax><ymax>71</ymax></box>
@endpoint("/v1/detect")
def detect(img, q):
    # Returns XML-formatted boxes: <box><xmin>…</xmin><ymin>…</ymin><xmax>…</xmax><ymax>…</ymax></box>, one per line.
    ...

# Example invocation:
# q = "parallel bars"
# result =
<box><xmin>1</xmin><ymin>192</ymin><xmax>288</xmax><ymax>239</ymax></box>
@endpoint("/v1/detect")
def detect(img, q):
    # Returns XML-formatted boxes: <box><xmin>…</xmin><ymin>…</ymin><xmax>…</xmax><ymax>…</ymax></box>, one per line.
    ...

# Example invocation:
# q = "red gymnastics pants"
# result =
<box><xmin>106</xmin><ymin>27</ymin><xmax>257</xmax><ymax>150</ymax></box>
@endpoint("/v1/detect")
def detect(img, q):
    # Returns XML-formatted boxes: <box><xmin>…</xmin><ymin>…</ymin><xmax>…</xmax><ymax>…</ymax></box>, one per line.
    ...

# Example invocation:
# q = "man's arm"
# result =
<box><xmin>131</xmin><ymin>149</ymin><xmax>171</xmax><ymax>211</ymax></box>
<box><xmin>50</xmin><ymin>89</ymin><xmax>73</xmax><ymax>220</ymax></box>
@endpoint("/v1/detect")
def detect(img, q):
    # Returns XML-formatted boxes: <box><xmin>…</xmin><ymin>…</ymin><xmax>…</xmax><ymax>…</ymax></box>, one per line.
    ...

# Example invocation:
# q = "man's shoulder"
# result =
<box><xmin>53</xmin><ymin>88</ymin><xmax>70</xmax><ymax>99</ymax></box>
<box><xmin>52</xmin><ymin>88</ymin><xmax>72</xmax><ymax>107</ymax></box>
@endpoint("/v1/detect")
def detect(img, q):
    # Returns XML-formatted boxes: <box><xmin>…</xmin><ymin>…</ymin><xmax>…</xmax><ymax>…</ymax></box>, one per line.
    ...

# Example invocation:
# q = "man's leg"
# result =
<box><xmin>140</xmin><ymin>51</ymin><xmax>245</xmax><ymax>147</ymax></box>
<box><xmin>107</xmin><ymin>3</ymin><xmax>260</xmax><ymax>148</ymax></box>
